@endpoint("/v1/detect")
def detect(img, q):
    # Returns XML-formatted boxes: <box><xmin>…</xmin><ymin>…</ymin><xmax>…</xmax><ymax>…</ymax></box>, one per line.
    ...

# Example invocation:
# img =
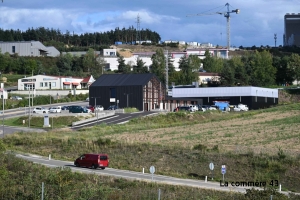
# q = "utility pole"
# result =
<box><xmin>136</xmin><ymin>14</ymin><xmax>141</xmax><ymax>44</ymax></box>
<box><xmin>274</xmin><ymin>33</ymin><xmax>277</xmax><ymax>47</ymax></box>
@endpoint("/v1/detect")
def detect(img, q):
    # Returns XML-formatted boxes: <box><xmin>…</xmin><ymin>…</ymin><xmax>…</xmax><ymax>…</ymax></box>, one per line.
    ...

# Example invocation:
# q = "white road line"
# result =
<box><xmin>72</xmin><ymin>115</ymin><xmax>119</xmax><ymax>128</ymax></box>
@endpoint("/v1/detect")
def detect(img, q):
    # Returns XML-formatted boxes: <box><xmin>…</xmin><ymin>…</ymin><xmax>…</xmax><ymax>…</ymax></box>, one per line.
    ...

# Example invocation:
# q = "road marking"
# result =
<box><xmin>71</xmin><ymin>115</ymin><xmax>119</xmax><ymax>128</ymax></box>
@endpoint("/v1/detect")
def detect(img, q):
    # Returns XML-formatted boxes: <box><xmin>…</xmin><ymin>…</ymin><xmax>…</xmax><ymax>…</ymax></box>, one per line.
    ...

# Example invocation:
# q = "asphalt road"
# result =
<box><xmin>15</xmin><ymin>153</ymin><xmax>254</xmax><ymax>194</ymax></box>
<box><xmin>0</xmin><ymin>101</ymin><xmax>93</xmax><ymax>137</ymax></box>
<box><xmin>15</xmin><ymin>153</ymin><xmax>299</xmax><ymax>196</ymax></box>
<box><xmin>71</xmin><ymin>111</ymin><xmax>159</xmax><ymax>129</ymax></box>
<box><xmin>0</xmin><ymin>101</ymin><xmax>163</xmax><ymax>136</ymax></box>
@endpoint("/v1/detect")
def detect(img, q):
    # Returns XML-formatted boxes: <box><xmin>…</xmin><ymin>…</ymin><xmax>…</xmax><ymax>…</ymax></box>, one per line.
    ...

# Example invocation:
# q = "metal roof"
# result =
<box><xmin>90</xmin><ymin>73</ymin><xmax>158</xmax><ymax>87</ymax></box>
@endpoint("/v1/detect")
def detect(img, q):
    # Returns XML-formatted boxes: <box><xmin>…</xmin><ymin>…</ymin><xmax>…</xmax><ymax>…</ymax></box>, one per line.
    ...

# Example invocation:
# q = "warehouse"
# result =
<box><xmin>166</xmin><ymin>86</ymin><xmax>278</xmax><ymax>111</ymax></box>
<box><xmin>89</xmin><ymin>74</ymin><xmax>166</xmax><ymax>111</ymax></box>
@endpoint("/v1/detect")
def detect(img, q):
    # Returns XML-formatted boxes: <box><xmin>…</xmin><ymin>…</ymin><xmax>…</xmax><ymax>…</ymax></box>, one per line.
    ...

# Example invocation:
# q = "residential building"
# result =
<box><xmin>0</xmin><ymin>41</ymin><xmax>60</xmax><ymax>57</ymax></box>
<box><xmin>17</xmin><ymin>75</ymin><xmax>93</xmax><ymax>90</ymax></box>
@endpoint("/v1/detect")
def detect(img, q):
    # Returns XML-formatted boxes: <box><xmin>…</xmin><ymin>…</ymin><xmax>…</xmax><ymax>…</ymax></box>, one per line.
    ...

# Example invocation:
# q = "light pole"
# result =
<box><xmin>28</xmin><ymin>88</ymin><xmax>31</xmax><ymax>128</ymax></box>
<box><xmin>124</xmin><ymin>93</ymin><xmax>131</xmax><ymax>108</ymax></box>
<box><xmin>94</xmin><ymin>97</ymin><xmax>99</xmax><ymax>124</ymax></box>
<box><xmin>2</xmin><ymin>85</ymin><xmax>4</xmax><ymax>137</ymax></box>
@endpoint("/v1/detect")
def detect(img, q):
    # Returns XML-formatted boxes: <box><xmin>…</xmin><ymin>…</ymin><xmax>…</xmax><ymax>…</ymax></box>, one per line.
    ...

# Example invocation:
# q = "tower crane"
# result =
<box><xmin>187</xmin><ymin>3</ymin><xmax>240</xmax><ymax>50</ymax></box>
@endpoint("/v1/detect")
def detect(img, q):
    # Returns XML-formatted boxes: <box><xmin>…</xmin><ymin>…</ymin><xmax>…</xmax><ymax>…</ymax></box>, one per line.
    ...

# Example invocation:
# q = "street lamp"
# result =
<box><xmin>93</xmin><ymin>97</ymin><xmax>99</xmax><ymax>124</ymax></box>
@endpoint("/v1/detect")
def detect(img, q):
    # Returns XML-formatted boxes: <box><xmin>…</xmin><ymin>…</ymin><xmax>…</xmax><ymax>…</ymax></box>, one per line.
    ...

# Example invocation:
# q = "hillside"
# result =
<box><xmin>4</xmin><ymin>103</ymin><xmax>300</xmax><ymax>193</ymax></box>
<box><xmin>111</xmin><ymin>44</ymin><xmax>186</xmax><ymax>58</ymax></box>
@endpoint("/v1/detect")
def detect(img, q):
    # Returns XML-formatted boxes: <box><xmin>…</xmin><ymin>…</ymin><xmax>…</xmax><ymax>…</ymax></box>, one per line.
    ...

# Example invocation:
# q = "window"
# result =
<box><xmin>45</xmin><ymin>82</ymin><xmax>48</xmax><ymax>87</ymax></box>
<box><xmin>40</xmin><ymin>82</ymin><xmax>43</xmax><ymax>87</ymax></box>
<box><xmin>100</xmin><ymin>156</ymin><xmax>107</xmax><ymax>160</ymax></box>
<box><xmin>52</xmin><ymin>82</ymin><xmax>56</xmax><ymax>87</ymax></box>
<box><xmin>110</xmin><ymin>88</ymin><xmax>116</xmax><ymax>98</ymax></box>
<box><xmin>12</xmin><ymin>46</ymin><xmax>15</xmax><ymax>53</ymax></box>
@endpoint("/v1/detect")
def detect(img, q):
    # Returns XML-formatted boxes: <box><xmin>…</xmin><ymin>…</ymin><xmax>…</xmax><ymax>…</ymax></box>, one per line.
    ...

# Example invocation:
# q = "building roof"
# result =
<box><xmin>90</xmin><ymin>73</ymin><xmax>159</xmax><ymax>87</ymax></box>
<box><xmin>81</xmin><ymin>75</ymin><xmax>93</xmax><ymax>83</ymax></box>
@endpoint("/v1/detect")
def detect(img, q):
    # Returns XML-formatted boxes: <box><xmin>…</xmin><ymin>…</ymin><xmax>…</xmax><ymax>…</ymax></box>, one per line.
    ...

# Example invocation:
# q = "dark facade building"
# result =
<box><xmin>89</xmin><ymin>74</ymin><xmax>166</xmax><ymax>111</ymax></box>
<box><xmin>284</xmin><ymin>13</ymin><xmax>300</xmax><ymax>46</ymax></box>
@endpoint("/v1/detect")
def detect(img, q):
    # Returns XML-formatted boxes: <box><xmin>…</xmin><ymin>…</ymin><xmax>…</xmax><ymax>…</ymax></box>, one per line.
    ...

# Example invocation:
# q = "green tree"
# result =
<box><xmin>201</xmin><ymin>50</ymin><xmax>224</xmax><ymax>73</ymax></box>
<box><xmin>82</xmin><ymin>48</ymin><xmax>95</xmax><ymax>72</ymax></box>
<box><xmin>220</xmin><ymin>60</ymin><xmax>235</xmax><ymax>86</ymax></box>
<box><xmin>133</xmin><ymin>58</ymin><xmax>148</xmax><ymax>73</ymax></box>
<box><xmin>250</xmin><ymin>50</ymin><xmax>276</xmax><ymax>86</ymax></box>
<box><xmin>117</xmin><ymin>56</ymin><xmax>130</xmax><ymax>73</ymax></box>
<box><xmin>201</xmin><ymin>50</ymin><xmax>214</xmax><ymax>72</ymax></box>
<box><xmin>288</xmin><ymin>53</ymin><xmax>300</xmax><ymax>85</ymax></box>
<box><xmin>56</xmin><ymin>53</ymin><xmax>73</xmax><ymax>75</ymax></box>
<box><xmin>150</xmin><ymin>48</ymin><xmax>166</xmax><ymax>83</ymax></box>
<box><xmin>90</xmin><ymin>56</ymin><xmax>106</xmax><ymax>78</ymax></box>
<box><xmin>273</xmin><ymin>55</ymin><xmax>293</xmax><ymax>85</ymax></box>
<box><xmin>178</xmin><ymin>55</ymin><xmax>200</xmax><ymax>85</ymax></box>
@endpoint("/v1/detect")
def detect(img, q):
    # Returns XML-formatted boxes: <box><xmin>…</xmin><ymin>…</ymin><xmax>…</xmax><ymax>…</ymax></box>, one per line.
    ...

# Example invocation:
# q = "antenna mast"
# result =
<box><xmin>136</xmin><ymin>14</ymin><xmax>141</xmax><ymax>44</ymax></box>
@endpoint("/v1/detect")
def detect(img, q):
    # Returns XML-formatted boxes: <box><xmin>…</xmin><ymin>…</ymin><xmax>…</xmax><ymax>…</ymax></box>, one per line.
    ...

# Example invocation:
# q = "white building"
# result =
<box><xmin>0</xmin><ymin>41</ymin><xmax>60</xmax><ymax>57</ymax></box>
<box><xmin>17</xmin><ymin>75</ymin><xmax>90</xmax><ymax>91</ymax></box>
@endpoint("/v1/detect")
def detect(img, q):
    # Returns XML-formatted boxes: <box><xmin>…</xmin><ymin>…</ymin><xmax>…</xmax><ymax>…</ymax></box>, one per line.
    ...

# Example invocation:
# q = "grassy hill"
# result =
<box><xmin>3</xmin><ymin>103</ymin><xmax>300</xmax><ymax>195</ymax></box>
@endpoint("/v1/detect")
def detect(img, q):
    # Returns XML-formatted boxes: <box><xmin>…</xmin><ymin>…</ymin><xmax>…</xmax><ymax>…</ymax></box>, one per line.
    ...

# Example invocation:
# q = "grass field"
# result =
<box><xmin>3</xmin><ymin>103</ymin><xmax>300</xmax><ymax>193</ymax></box>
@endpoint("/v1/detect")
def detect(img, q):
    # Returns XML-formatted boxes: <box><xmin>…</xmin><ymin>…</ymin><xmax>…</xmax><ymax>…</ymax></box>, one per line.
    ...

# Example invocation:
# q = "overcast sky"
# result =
<box><xmin>0</xmin><ymin>0</ymin><xmax>299</xmax><ymax>47</ymax></box>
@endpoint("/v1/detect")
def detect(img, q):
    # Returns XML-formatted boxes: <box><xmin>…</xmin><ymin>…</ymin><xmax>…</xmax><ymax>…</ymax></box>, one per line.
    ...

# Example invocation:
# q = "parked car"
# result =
<box><xmin>229</xmin><ymin>105</ymin><xmax>241</xmax><ymax>112</ymax></box>
<box><xmin>11</xmin><ymin>96</ymin><xmax>22</xmax><ymax>100</ymax></box>
<box><xmin>69</xmin><ymin>105</ymin><xmax>89</xmax><ymax>113</ymax></box>
<box><xmin>202</xmin><ymin>105</ymin><xmax>210</xmax><ymax>110</ymax></box>
<box><xmin>189</xmin><ymin>105</ymin><xmax>198</xmax><ymax>112</ymax></box>
<box><xmin>49</xmin><ymin>106</ymin><xmax>62</xmax><ymax>113</ymax></box>
<box><xmin>86</xmin><ymin>105</ymin><xmax>95</xmax><ymax>113</ymax></box>
<box><xmin>85</xmin><ymin>106</ymin><xmax>93</xmax><ymax>113</ymax></box>
<box><xmin>61</xmin><ymin>106</ymin><xmax>69</xmax><ymax>110</ymax></box>
<box><xmin>238</xmin><ymin>104</ymin><xmax>249</xmax><ymax>111</ymax></box>
<box><xmin>197</xmin><ymin>105</ymin><xmax>206</xmax><ymax>112</ymax></box>
<box><xmin>94</xmin><ymin>105</ymin><xmax>104</xmax><ymax>112</ymax></box>
<box><xmin>33</xmin><ymin>107</ymin><xmax>49</xmax><ymax>114</ymax></box>
<box><xmin>173</xmin><ymin>106</ymin><xmax>191</xmax><ymax>112</ymax></box>
<box><xmin>107</xmin><ymin>105</ymin><xmax>119</xmax><ymax>110</ymax></box>
<box><xmin>209</xmin><ymin>105</ymin><xmax>218</xmax><ymax>110</ymax></box>
<box><xmin>86</xmin><ymin>97</ymin><xmax>89</xmax><ymax>102</ymax></box>
<box><xmin>74</xmin><ymin>153</ymin><xmax>109</xmax><ymax>169</ymax></box>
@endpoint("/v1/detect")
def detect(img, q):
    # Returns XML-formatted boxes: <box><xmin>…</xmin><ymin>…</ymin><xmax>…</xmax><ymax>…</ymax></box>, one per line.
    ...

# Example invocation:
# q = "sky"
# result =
<box><xmin>0</xmin><ymin>0</ymin><xmax>300</xmax><ymax>47</ymax></box>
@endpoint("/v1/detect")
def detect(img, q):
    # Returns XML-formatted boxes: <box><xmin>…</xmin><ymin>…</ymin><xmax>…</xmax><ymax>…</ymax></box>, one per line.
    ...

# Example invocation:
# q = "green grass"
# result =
<box><xmin>123</xmin><ymin>107</ymin><xmax>139</xmax><ymax>113</ymax></box>
<box><xmin>3</xmin><ymin>103</ymin><xmax>300</xmax><ymax>193</ymax></box>
<box><xmin>4</xmin><ymin>116</ymin><xmax>82</xmax><ymax>128</ymax></box>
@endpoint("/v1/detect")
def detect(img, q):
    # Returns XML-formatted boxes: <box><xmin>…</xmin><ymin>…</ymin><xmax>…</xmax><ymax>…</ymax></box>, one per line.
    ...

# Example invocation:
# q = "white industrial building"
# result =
<box><xmin>166</xmin><ymin>86</ymin><xmax>278</xmax><ymax>110</ymax></box>
<box><xmin>0</xmin><ymin>41</ymin><xmax>60</xmax><ymax>57</ymax></box>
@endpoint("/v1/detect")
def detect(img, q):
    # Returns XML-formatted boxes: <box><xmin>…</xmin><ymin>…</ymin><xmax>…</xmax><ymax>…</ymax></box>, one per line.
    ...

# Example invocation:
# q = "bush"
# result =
<box><xmin>0</xmin><ymin>140</ymin><xmax>6</xmax><ymax>152</ymax></box>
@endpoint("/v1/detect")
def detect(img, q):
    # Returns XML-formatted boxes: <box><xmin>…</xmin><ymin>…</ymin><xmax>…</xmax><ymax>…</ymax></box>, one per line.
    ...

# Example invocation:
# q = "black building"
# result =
<box><xmin>284</xmin><ymin>13</ymin><xmax>300</xmax><ymax>46</ymax></box>
<box><xmin>89</xmin><ymin>74</ymin><xmax>166</xmax><ymax>111</ymax></box>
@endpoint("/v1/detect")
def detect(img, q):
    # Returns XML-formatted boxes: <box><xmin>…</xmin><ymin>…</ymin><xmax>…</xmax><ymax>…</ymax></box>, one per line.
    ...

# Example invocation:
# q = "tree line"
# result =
<box><xmin>1</xmin><ymin>44</ymin><xmax>300</xmax><ymax>87</ymax></box>
<box><xmin>0</xmin><ymin>48</ymin><xmax>106</xmax><ymax>78</ymax></box>
<box><xmin>116</xmin><ymin>48</ymin><xmax>300</xmax><ymax>87</ymax></box>
<box><xmin>0</xmin><ymin>27</ymin><xmax>161</xmax><ymax>51</ymax></box>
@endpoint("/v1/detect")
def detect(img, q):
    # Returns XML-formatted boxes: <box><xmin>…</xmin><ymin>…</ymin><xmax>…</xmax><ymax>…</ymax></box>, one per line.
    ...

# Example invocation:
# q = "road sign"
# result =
<box><xmin>209</xmin><ymin>163</ymin><xmax>214</xmax><ymax>170</ymax></box>
<box><xmin>150</xmin><ymin>166</ymin><xmax>155</xmax><ymax>174</ymax></box>
<box><xmin>221</xmin><ymin>165</ymin><xmax>226</xmax><ymax>174</ymax></box>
